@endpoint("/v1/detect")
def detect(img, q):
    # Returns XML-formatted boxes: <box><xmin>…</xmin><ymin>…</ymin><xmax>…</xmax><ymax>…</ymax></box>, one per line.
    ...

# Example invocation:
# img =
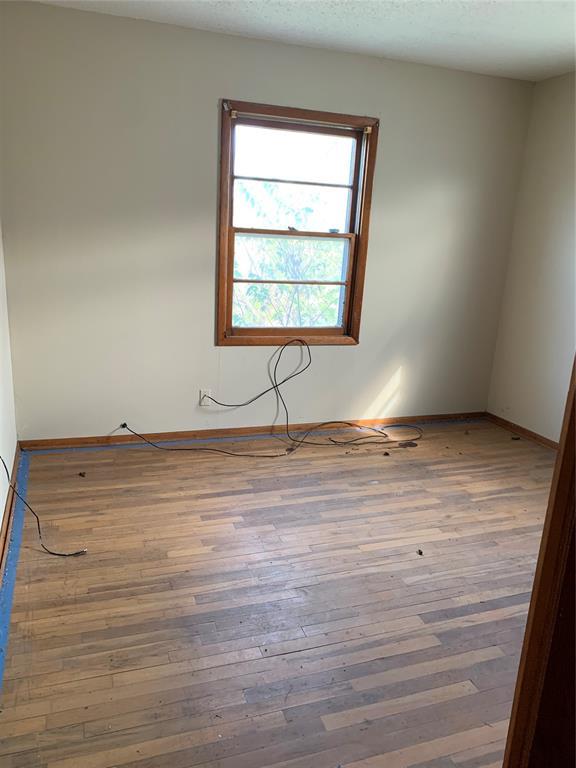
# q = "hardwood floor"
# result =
<box><xmin>0</xmin><ymin>420</ymin><xmax>554</xmax><ymax>768</ymax></box>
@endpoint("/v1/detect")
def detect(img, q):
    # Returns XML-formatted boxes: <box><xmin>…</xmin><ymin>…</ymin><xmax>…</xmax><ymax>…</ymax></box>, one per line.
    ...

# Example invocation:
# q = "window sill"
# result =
<box><xmin>217</xmin><ymin>333</ymin><xmax>359</xmax><ymax>346</ymax></box>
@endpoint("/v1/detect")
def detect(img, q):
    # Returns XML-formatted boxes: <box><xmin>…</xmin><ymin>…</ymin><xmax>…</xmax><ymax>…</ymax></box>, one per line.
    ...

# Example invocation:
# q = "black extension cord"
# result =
<box><xmin>121</xmin><ymin>339</ymin><xmax>423</xmax><ymax>456</ymax></box>
<box><xmin>3</xmin><ymin>339</ymin><xmax>422</xmax><ymax>559</ymax></box>
<box><xmin>0</xmin><ymin>454</ymin><xmax>87</xmax><ymax>557</ymax></box>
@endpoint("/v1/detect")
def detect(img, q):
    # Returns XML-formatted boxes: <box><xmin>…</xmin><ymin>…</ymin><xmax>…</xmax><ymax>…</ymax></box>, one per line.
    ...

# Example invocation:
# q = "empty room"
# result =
<box><xmin>0</xmin><ymin>1</ymin><xmax>574</xmax><ymax>767</ymax></box>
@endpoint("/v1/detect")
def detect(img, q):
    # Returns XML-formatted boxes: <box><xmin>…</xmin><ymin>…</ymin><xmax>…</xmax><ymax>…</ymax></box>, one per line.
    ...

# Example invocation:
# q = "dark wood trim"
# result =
<box><xmin>347</xmin><ymin>121</ymin><xmax>379</xmax><ymax>342</ymax></box>
<box><xmin>0</xmin><ymin>445</ymin><xmax>21</xmax><ymax>583</ymax></box>
<box><xmin>216</xmin><ymin>99</ymin><xmax>379</xmax><ymax>346</ymax></box>
<box><xmin>485</xmin><ymin>412</ymin><xmax>559</xmax><ymax>450</ymax></box>
<box><xmin>345</xmin><ymin>125</ymin><xmax>364</xmax><ymax>263</ymax></box>
<box><xmin>219</xmin><ymin>332</ymin><xmax>356</xmax><ymax>345</ymax></box>
<box><xmin>19</xmin><ymin>412</ymin><xmax>486</xmax><ymax>452</ymax></box>
<box><xmin>224</xmin><ymin>99</ymin><xmax>379</xmax><ymax>129</ymax></box>
<box><xmin>216</xmin><ymin>100</ymin><xmax>233</xmax><ymax>345</ymax></box>
<box><xmin>503</xmin><ymin>360</ymin><xmax>575</xmax><ymax>767</ymax></box>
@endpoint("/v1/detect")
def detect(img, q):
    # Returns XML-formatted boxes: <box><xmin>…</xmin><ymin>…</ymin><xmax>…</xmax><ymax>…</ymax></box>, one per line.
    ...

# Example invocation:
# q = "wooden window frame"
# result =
<box><xmin>216</xmin><ymin>99</ymin><xmax>379</xmax><ymax>346</ymax></box>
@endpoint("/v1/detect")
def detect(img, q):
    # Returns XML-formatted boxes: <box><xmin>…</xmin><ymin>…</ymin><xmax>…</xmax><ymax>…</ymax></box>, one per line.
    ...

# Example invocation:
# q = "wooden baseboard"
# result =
<box><xmin>0</xmin><ymin>446</ymin><xmax>21</xmax><ymax>581</ymax></box>
<box><xmin>18</xmin><ymin>411</ymin><xmax>557</xmax><ymax>452</ymax></box>
<box><xmin>19</xmin><ymin>412</ymin><xmax>487</xmax><ymax>451</ymax></box>
<box><xmin>485</xmin><ymin>413</ymin><xmax>559</xmax><ymax>450</ymax></box>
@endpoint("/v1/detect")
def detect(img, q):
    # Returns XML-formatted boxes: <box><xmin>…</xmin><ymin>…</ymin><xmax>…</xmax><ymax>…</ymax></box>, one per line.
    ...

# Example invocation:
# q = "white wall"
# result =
<box><xmin>1</xmin><ymin>3</ymin><xmax>532</xmax><ymax>440</ymax></box>
<box><xmin>489</xmin><ymin>73</ymin><xmax>575</xmax><ymax>442</ymax></box>
<box><xmin>0</xmin><ymin>31</ymin><xmax>18</xmax><ymax>516</ymax></box>
<box><xmin>0</xmin><ymin>218</ymin><xmax>17</xmax><ymax>517</ymax></box>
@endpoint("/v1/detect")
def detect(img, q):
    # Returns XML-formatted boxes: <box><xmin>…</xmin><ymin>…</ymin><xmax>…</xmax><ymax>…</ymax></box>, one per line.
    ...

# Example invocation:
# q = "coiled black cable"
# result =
<box><xmin>123</xmin><ymin>339</ymin><xmax>423</xmax><ymax>455</ymax></box>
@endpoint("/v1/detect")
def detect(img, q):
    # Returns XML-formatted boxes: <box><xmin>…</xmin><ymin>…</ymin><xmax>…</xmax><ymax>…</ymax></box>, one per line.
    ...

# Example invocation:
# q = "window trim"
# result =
<box><xmin>216</xmin><ymin>99</ymin><xmax>379</xmax><ymax>346</ymax></box>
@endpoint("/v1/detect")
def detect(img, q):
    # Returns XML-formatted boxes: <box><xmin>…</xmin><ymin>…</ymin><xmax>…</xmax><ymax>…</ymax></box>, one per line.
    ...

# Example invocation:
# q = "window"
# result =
<box><xmin>216</xmin><ymin>100</ymin><xmax>379</xmax><ymax>345</ymax></box>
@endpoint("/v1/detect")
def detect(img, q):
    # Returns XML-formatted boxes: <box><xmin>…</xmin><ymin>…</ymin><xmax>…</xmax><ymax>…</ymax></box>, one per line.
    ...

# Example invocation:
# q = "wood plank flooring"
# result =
<box><xmin>0</xmin><ymin>421</ymin><xmax>554</xmax><ymax>767</ymax></box>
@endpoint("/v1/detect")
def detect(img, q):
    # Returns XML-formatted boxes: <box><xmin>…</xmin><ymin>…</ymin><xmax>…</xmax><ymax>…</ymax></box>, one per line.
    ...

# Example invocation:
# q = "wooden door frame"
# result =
<box><xmin>503</xmin><ymin>359</ymin><xmax>575</xmax><ymax>766</ymax></box>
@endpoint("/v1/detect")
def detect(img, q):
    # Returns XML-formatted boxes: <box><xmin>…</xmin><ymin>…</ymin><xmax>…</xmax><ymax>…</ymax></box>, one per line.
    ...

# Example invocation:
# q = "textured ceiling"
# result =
<box><xmin>41</xmin><ymin>0</ymin><xmax>576</xmax><ymax>81</ymax></box>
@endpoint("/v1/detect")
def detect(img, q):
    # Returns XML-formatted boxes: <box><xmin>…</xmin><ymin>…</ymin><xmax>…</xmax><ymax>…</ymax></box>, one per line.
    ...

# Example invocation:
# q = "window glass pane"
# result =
<box><xmin>232</xmin><ymin>283</ymin><xmax>345</xmax><ymax>328</ymax></box>
<box><xmin>234</xmin><ymin>125</ymin><xmax>356</xmax><ymax>185</ymax></box>
<box><xmin>233</xmin><ymin>179</ymin><xmax>350</xmax><ymax>232</ymax></box>
<box><xmin>234</xmin><ymin>234</ymin><xmax>349</xmax><ymax>282</ymax></box>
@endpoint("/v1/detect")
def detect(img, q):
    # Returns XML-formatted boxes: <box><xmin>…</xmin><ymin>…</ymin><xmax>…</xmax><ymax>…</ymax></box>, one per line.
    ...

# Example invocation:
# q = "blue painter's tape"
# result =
<box><xmin>0</xmin><ymin>451</ymin><xmax>29</xmax><ymax>690</ymax></box>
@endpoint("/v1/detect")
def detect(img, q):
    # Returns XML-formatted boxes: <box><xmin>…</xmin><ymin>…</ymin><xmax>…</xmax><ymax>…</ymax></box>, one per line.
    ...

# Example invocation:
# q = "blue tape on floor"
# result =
<box><xmin>0</xmin><ymin>451</ymin><xmax>29</xmax><ymax>690</ymax></box>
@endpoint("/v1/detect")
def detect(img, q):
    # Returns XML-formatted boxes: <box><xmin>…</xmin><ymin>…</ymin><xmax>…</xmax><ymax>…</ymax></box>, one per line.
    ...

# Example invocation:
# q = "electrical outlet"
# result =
<box><xmin>199</xmin><ymin>389</ymin><xmax>212</xmax><ymax>406</ymax></box>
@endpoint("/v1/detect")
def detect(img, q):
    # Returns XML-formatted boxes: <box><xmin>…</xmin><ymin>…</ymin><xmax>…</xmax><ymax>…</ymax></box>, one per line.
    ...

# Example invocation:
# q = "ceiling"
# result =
<box><xmin>42</xmin><ymin>0</ymin><xmax>576</xmax><ymax>81</ymax></box>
